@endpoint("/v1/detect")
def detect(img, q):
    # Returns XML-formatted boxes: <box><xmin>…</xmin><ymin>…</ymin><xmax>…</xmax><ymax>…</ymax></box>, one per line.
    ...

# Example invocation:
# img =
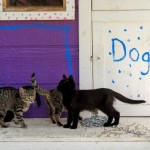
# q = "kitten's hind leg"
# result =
<box><xmin>0</xmin><ymin>116</ymin><xmax>9</xmax><ymax>127</ymax></box>
<box><xmin>49</xmin><ymin>107</ymin><xmax>63</xmax><ymax>126</ymax></box>
<box><xmin>14</xmin><ymin>112</ymin><xmax>27</xmax><ymax>128</ymax></box>
<box><xmin>49</xmin><ymin>109</ymin><xmax>56</xmax><ymax>124</ymax></box>
<box><xmin>100</xmin><ymin>108</ymin><xmax>113</xmax><ymax>127</ymax></box>
<box><xmin>63</xmin><ymin>111</ymin><xmax>72</xmax><ymax>128</ymax></box>
<box><xmin>45</xmin><ymin>97</ymin><xmax>57</xmax><ymax>124</ymax></box>
<box><xmin>110</xmin><ymin>109</ymin><xmax>120</xmax><ymax>126</ymax></box>
<box><xmin>55</xmin><ymin>114</ymin><xmax>63</xmax><ymax>126</ymax></box>
<box><xmin>14</xmin><ymin>119</ymin><xmax>19</xmax><ymax>124</ymax></box>
<box><xmin>78</xmin><ymin>115</ymin><xmax>83</xmax><ymax>121</ymax></box>
<box><xmin>104</xmin><ymin>116</ymin><xmax>113</xmax><ymax>127</ymax></box>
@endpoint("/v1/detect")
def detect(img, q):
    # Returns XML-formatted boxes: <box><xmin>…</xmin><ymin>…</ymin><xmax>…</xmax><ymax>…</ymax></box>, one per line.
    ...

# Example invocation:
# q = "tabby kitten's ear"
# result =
<box><xmin>63</xmin><ymin>74</ymin><xmax>67</xmax><ymax>79</ymax></box>
<box><xmin>19</xmin><ymin>87</ymin><xmax>26</xmax><ymax>96</ymax></box>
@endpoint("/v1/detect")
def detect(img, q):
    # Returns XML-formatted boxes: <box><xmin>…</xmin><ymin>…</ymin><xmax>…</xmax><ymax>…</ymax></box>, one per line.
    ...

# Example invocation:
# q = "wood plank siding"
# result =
<box><xmin>0</xmin><ymin>1</ymin><xmax>79</xmax><ymax>118</ymax></box>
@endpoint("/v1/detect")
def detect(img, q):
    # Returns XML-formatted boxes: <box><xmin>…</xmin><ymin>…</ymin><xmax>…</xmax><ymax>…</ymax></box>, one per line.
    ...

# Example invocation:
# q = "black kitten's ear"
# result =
<box><xmin>69</xmin><ymin>75</ymin><xmax>74</xmax><ymax>80</ymax></box>
<box><xmin>31</xmin><ymin>72</ymin><xmax>35</xmax><ymax>78</ymax></box>
<box><xmin>63</xmin><ymin>74</ymin><xmax>67</xmax><ymax>79</ymax></box>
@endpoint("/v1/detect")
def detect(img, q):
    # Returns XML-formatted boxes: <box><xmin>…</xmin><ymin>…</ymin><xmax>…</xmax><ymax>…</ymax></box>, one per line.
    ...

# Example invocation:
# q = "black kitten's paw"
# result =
<box><xmin>104</xmin><ymin>123</ymin><xmax>111</xmax><ymax>127</ymax></box>
<box><xmin>110</xmin><ymin>123</ymin><xmax>118</xmax><ymax>127</ymax></box>
<box><xmin>78</xmin><ymin>116</ymin><xmax>83</xmax><ymax>121</ymax></box>
<box><xmin>63</xmin><ymin>124</ymin><xmax>70</xmax><ymax>128</ymax></box>
<box><xmin>70</xmin><ymin>125</ymin><xmax>77</xmax><ymax>129</ymax></box>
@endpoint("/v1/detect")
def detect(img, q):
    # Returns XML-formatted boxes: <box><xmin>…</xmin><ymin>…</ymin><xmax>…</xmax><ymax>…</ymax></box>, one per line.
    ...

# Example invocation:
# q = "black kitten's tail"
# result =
<box><xmin>112</xmin><ymin>90</ymin><xmax>146</xmax><ymax>104</ymax></box>
<box><xmin>36</xmin><ymin>92</ymin><xmax>41</xmax><ymax>107</ymax></box>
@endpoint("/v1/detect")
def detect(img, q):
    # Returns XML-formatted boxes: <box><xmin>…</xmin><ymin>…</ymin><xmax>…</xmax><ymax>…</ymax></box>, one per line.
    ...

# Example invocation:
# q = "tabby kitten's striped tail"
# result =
<box><xmin>31</xmin><ymin>73</ymin><xmax>49</xmax><ymax>96</ymax></box>
<box><xmin>31</xmin><ymin>73</ymin><xmax>38</xmax><ymax>88</ymax></box>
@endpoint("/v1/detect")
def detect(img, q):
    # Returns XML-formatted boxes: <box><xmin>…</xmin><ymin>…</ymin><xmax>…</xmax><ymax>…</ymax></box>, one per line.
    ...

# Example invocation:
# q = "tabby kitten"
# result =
<box><xmin>31</xmin><ymin>73</ymin><xmax>63</xmax><ymax>126</ymax></box>
<box><xmin>31</xmin><ymin>73</ymin><xmax>96</xmax><ymax>125</ymax></box>
<box><xmin>0</xmin><ymin>87</ymin><xmax>36</xmax><ymax>128</ymax></box>
<box><xmin>4</xmin><ymin>86</ymin><xmax>41</xmax><ymax>122</ymax></box>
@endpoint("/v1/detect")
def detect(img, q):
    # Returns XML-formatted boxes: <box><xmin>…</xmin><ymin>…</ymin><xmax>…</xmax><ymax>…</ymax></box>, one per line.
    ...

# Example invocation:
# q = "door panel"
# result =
<box><xmin>79</xmin><ymin>0</ymin><xmax>150</xmax><ymax>116</ymax></box>
<box><xmin>93</xmin><ymin>22</ymin><xmax>150</xmax><ymax>116</ymax></box>
<box><xmin>92</xmin><ymin>0</ymin><xmax>150</xmax><ymax>11</ymax></box>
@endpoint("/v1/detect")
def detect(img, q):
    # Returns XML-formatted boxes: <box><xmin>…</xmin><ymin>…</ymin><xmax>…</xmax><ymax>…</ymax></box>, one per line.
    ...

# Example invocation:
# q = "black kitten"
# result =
<box><xmin>57</xmin><ymin>75</ymin><xmax>146</xmax><ymax>129</ymax></box>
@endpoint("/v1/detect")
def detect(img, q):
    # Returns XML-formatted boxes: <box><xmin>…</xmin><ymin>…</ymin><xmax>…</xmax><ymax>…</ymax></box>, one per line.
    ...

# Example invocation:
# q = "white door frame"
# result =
<box><xmin>79</xmin><ymin>0</ymin><xmax>92</xmax><ymax>89</ymax></box>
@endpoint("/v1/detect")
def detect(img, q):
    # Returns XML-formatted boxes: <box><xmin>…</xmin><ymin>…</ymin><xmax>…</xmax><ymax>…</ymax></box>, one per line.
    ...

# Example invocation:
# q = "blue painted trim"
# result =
<box><xmin>0</xmin><ymin>24</ymin><xmax>73</xmax><ymax>75</ymax></box>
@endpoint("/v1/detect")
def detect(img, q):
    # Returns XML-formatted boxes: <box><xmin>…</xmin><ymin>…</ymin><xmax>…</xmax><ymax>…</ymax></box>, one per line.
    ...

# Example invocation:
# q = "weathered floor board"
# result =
<box><xmin>0</xmin><ymin>117</ymin><xmax>150</xmax><ymax>150</ymax></box>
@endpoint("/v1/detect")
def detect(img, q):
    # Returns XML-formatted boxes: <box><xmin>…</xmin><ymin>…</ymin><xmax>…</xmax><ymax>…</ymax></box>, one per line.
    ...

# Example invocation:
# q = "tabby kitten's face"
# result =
<box><xmin>19</xmin><ymin>88</ymin><xmax>36</xmax><ymax>104</ymax></box>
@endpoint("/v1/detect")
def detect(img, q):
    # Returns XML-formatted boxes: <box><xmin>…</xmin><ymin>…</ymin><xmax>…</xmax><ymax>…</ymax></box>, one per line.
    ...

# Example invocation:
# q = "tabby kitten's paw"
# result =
<box><xmin>57</xmin><ymin>122</ymin><xmax>63</xmax><ymax>126</ymax></box>
<box><xmin>21</xmin><ymin>124</ymin><xmax>27</xmax><ymax>128</ymax></box>
<box><xmin>14</xmin><ymin>120</ymin><xmax>19</xmax><ymax>124</ymax></box>
<box><xmin>50</xmin><ymin>117</ymin><xmax>56</xmax><ymax>124</ymax></box>
<box><xmin>52</xmin><ymin>121</ymin><xmax>56</xmax><ymax>124</ymax></box>
<box><xmin>2</xmin><ymin>123</ymin><xmax>9</xmax><ymax>128</ymax></box>
<box><xmin>63</xmin><ymin>124</ymin><xmax>70</xmax><ymax>128</ymax></box>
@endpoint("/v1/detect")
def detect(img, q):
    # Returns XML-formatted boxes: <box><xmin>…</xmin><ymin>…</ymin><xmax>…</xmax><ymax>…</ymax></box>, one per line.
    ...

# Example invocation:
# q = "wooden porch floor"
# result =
<box><xmin>0</xmin><ymin>117</ymin><xmax>150</xmax><ymax>150</ymax></box>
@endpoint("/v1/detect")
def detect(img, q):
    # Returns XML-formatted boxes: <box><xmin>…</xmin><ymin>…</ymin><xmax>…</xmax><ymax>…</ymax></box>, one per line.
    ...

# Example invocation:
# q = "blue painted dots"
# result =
<box><xmin>118</xmin><ymin>70</ymin><xmax>121</xmax><ymax>74</ymax></box>
<box><xmin>108</xmin><ymin>30</ymin><xmax>112</xmax><ymax>33</ymax></box>
<box><xmin>139</xmin><ymin>77</ymin><xmax>142</xmax><ymax>80</ymax></box>
<box><xmin>124</xmin><ymin>29</ymin><xmax>127</xmax><ymax>32</ymax></box>
<box><xmin>130</xmin><ymin>73</ymin><xmax>132</xmax><ymax>77</ymax></box>
<box><xmin>137</xmin><ymin>37</ymin><xmax>141</xmax><ymax>40</ymax></box>
<box><xmin>129</xmin><ymin>64</ymin><xmax>132</xmax><ymax>68</ymax></box>
<box><xmin>112</xmin><ymin>80</ymin><xmax>115</xmax><ymax>84</ymax></box>
<box><xmin>127</xmin><ymin>39</ymin><xmax>130</xmax><ymax>42</ymax></box>
<box><xmin>109</xmin><ymin>52</ymin><xmax>112</xmax><ymax>55</ymax></box>
<box><xmin>140</xmin><ymin>26</ymin><xmax>143</xmax><ymax>30</ymax></box>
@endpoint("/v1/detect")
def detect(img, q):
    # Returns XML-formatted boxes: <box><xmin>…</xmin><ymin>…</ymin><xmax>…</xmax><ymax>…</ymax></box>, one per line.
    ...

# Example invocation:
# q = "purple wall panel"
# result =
<box><xmin>0</xmin><ymin>0</ymin><xmax>79</xmax><ymax>118</ymax></box>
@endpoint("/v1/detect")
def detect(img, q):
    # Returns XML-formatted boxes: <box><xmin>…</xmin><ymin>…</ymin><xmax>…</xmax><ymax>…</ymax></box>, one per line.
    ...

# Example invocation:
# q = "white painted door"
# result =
<box><xmin>79</xmin><ymin>0</ymin><xmax>150</xmax><ymax>116</ymax></box>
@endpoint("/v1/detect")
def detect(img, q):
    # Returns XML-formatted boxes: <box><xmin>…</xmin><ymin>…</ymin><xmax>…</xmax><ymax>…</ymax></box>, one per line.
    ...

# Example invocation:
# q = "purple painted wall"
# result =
<box><xmin>0</xmin><ymin>0</ymin><xmax>79</xmax><ymax>118</ymax></box>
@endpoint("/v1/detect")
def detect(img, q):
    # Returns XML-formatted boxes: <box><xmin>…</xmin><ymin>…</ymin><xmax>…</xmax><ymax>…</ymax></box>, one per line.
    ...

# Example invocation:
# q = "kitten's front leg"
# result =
<box><xmin>15</xmin><ymin>112</ymin><xmax>27</xmax><ymax>128</ymax></box>
<box><xmin>0</xmin><ymin>111</ymin><xmax>9</xmax><ymax>127</ymax></box>
<box><xmin>70</xmin><ymin>111</ymin><xmax>79</xmax><ymax>129</ymax></box>
<box><xmin>20</xmin><ymin>120</ymin><xmax>27</xmax><ymax>128</ymax></box>
<box><xmin>14</xmin><ymin>119</ymin><xmax>19</xmax><ymax>124</ymax></box>
<box><xmin>63</xmin><ymin>111</ymin><xmax>72</xmax><ymax>128</ymax></box>
<box><xmin>0</xmin><ymin>117</ymin><xmax>9</xmax><ymax>128</ymax></box>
